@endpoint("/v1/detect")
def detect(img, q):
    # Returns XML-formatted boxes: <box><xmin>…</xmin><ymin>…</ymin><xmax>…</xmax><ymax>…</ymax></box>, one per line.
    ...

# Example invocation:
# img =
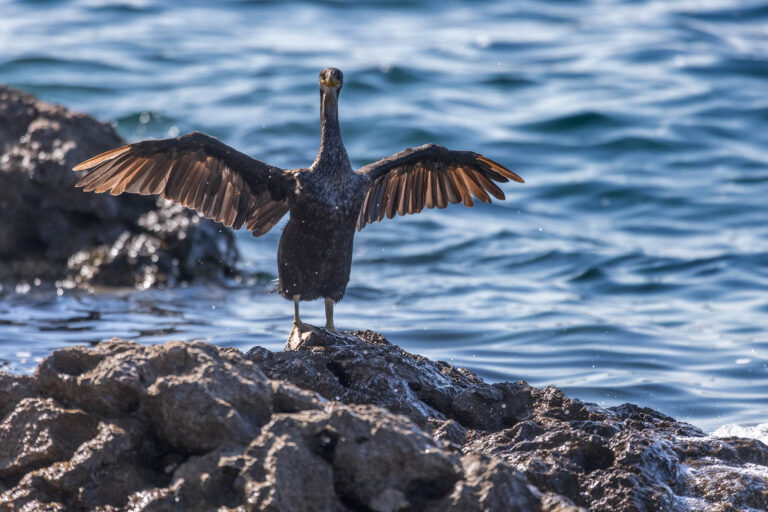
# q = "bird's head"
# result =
<box><xmin>319</xmin><ymin>68</ymin><xmax>343</xmax><ymax>96</ymax></box>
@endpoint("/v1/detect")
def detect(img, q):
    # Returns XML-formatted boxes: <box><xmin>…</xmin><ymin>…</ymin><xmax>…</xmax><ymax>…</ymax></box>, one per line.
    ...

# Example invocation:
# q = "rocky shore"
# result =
<box><xmin>0</xmin><ymin>331</ymin><xmax>765</xmax><ymax>511</ymax></box>
<box><xmin>0</xmin><ymin>86</ymin><xmax>237</xmax><ymax>291</ymax></box>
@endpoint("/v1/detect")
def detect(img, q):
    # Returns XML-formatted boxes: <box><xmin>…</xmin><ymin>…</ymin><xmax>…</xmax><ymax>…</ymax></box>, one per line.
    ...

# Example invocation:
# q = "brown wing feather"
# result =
<box><xmin>356</xmin><ymin>143</ymin><xmax>523</xmax><ymax>230</ymax></box>
<box><xmin>74</xmin><ymin>132</ymin><xmax>296</xmax><ymax>237</ymax></box>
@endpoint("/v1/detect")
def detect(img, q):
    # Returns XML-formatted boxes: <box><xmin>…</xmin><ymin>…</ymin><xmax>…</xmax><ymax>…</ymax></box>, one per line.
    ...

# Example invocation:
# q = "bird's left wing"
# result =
<box><xmin>355</xmin><ymin>143</ymin><xmax>523</xmax><ymax>230</ymax></box>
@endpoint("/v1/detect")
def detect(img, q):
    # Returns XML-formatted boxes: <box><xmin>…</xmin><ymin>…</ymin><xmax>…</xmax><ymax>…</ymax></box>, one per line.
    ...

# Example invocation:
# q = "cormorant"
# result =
<box><xmin>73</xmin><ymin>68</ymin><xmax>524</xmax><ymax>332</ymax></box>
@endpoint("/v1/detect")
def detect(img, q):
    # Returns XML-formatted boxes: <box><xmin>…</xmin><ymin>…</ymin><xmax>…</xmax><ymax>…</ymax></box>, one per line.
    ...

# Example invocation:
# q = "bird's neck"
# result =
<box><xmin>312</xmin><ymin>89</ymin><xmax>351</xmax><ymax>174</ymax></box>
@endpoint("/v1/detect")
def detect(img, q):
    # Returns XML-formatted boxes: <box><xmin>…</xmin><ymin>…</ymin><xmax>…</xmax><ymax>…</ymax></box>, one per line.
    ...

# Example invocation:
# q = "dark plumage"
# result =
<box><xmin>73</xmin><ymin>67</ymin><xmax>524</xmax><ymax>332</ymax></box>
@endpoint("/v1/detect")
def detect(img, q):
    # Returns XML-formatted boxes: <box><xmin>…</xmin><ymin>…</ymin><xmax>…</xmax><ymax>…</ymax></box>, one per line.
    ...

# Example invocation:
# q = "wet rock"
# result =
<box><xmin>427</xmin><ymin>454</ymin><xmax>543</xmax><ymax>512</ymax></box>
<box><xmin>0</xmin><ymin>85</ymin><xmax>237</xmax><ymax>290</ymax></box>
<box><xmin>238</xmin><ymin>405</ymin><xmax>460</xmax><ymax>512</ymax></box>
<box><xmin>34</xmin><ymin>340</ymin><xmax>275</xmax><ymax>453</ymax></box>
<box><xmin>0</xmin><ymin>398</ymin><xmax>98</xmax><ymax>479</ymax></box>
<box><xmin>36</xmin><ymin>419</ymin><xmax>153</xmax><ymax>509</ymax></box>
<box><xmin>249</xmin><ymin>330</ymin><xmax>768</xmax><ymax>512</ymax></box>
<box><xmin>248</xmin><ymin>328</ymin><xmax>514</xmax><ymax>431</ymax></box>
<box><xmin>0</xmin><ymin>333</ymin><xmax>766</xmax><ymax>511</ymax></box>
<box><xmin>0</xmin><ymin>373</ymin><xmax>34</xmax><ymax>419</ymax></box>
<box><xmin>0</xmin><ymin>340</ymin><xmax>471</xmax><ymax>511</ymax></box>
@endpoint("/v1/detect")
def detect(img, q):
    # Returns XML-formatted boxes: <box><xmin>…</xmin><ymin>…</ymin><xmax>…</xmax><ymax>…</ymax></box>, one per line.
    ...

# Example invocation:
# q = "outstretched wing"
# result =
<box><xmin>74</xmin><ymin>132</ymin><xmax>296</xmax><ymax>236</ymax></box>
<box><xmin>355</xmin><ymin>143</ymin><xmax>523</xmax><ymax>230</ymax></box>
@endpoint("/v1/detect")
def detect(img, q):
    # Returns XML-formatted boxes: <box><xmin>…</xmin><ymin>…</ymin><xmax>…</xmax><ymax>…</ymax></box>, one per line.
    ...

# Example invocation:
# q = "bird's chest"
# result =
<box><xmin>293</xmin><ymin>172</ymin><xmax>367</xmax><ymax>217</ymax></box>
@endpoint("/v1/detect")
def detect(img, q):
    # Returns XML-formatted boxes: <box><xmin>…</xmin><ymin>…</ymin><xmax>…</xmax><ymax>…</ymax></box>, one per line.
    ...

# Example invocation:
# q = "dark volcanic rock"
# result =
<box><xmin>249</xmin><ymin>329</ymin><xmax>768</xmax><ymax>512</ymax></box>
<box><xmin>0</xmin><ymin>340</ymin><xmax>466</xmax><ymax>511</ymax></box>
<box><xmin>260</xmin><ymin>328</ymin><xmax>524</xmax><ymax>432</ymax></box>
<box><xmin>0</xmin><ymin>85</ymin><xmax>237</xmax><ymax>290</ymax></box>
<box><xmin>0</xmin><ymin>333</ymin><xmax>765</xmax><ymax>511</ymax></box>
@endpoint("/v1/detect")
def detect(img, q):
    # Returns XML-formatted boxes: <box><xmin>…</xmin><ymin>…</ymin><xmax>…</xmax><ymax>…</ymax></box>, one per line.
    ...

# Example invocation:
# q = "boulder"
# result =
<box><xmin>0</xmin><ymin>85</ymin><xmax>238</xmax><ymax>290</ymax></box>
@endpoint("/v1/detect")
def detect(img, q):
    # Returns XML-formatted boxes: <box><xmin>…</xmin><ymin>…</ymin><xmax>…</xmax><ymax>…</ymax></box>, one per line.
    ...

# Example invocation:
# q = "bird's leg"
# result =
<box><xmin>324</xmin><ymin>297</ymin><xmax>337</xmax><ymax>333</ymax></box>
<box><xmin>293</xmin><ymin>295</ymin><xmax>308</xmax><ymax>330</ymax></box>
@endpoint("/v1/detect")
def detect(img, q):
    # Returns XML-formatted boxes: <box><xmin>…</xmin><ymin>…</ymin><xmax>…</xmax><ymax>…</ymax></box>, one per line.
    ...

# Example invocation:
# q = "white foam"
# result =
<box><xmin>712</xmin><ymin>423</ymin><xmax>768</xmax><ymax>446</ymax></box>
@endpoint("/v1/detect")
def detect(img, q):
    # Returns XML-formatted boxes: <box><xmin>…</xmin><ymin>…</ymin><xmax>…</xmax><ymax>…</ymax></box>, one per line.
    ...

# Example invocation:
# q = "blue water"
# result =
<box><xmin>2</xmin><ymin>0</ymin><xmax>768</xmax><ymax>432</ymax></box>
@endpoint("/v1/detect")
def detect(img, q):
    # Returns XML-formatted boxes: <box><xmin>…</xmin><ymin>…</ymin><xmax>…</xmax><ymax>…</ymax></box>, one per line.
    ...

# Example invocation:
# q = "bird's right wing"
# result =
<box><xmin>74</xmin><ymin>132</ymin><xmax>296</xmax><ymax>236</ymax></box>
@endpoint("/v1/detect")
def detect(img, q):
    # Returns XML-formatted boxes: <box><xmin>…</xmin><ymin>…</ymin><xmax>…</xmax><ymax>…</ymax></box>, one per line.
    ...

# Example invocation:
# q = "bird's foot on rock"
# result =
<box><xmin>323</xmin><ymin>327</ymin><xmax>359</xmax><ymax>343</ymax></box>
<box><xmin>286</xmin><ymin>323</ymin><xmax>357</xmax><ymax>351</ymax></box>
<box><xmin>293</xmin><ymin>320</ymin><xmax>312</xmax><ymax>332</ymax></box>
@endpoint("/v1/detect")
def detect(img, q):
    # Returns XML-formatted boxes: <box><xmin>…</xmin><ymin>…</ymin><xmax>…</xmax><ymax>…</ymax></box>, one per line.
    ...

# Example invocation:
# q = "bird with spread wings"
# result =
<box><xmin>74</xmin><ymin>67</ymin><xmax>523</xmax><ymax>333</ymax></box>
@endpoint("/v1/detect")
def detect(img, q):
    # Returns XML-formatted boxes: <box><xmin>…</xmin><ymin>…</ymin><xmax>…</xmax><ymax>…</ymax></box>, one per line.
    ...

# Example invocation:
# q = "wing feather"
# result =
<box><xmin>123</xmin><ymin>158</ymin><xmax>156</xmax><ymax>194</ymax></box>
<box><xmin>435</xmin><ymin>169</ymin><xmax>447</xmax><ymax>209</ymax></box>
<box><xmin>471</xmin><ymin>171</ymin><xmax>504</xmax><ymax>200</ymax></box>
<box><xmin>425</xmin><ymin>170</ymin><xmax>435</xmax><ymax>209</ymax></box>
<box><xmin>413</xmin><ymin>165</ymin><xmax>424</xmax><ymax>213</ymax></box>
<box><xmin>109</xmin><ymin>158</ymin><xmax>147</xmax><ymax>196</ymax></box>
<box><xmin>387</xmin><ymin>173</ymin><xmax>399</xmax><ymax>219</ymax></box>
<box><xmin>144</xmin><ymin>158</ymin><xmax>174</xmax><ymax>195</ymax></box>
<box><xmin>435</xmin><ymin>163</ymin><xmax>450</xmax><ymax>204</ymax></box>
<box><xmin>375</xmin><ymin>177</ymin><xmax>388</xmax><ymax>221</ymax></box>
<box><xmin>84</xmin><ymin>156</ymin><xmax>133</xmax><ymax>193</ymax></box>
<box><xmin>398</xmin><ymin>170</ymin><xmax>409</xmax><ymax>216</ymax></box>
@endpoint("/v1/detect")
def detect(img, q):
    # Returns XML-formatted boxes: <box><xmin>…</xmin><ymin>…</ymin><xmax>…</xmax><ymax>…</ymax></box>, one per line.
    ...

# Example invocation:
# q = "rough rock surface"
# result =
<box><xmin>0</xmin><ymin>85</ymin><xmax>237</xmax><ymax>290</ymax></box>
<box><xmin>0</xmin><ymin>332</ymin><xmax>766</xmax><ymax>511</ymax></box>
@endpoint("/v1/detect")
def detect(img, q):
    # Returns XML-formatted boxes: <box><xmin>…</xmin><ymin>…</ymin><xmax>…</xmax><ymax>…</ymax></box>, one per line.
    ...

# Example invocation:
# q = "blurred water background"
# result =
<box><xmin>1</xmin><ymin>0</ymin><xmax>767</xmax><ymax>432</ymax></box>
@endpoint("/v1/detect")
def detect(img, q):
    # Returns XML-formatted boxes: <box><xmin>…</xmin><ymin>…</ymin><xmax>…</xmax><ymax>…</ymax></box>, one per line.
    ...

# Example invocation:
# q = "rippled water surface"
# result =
<box><xmin>2</xmin><ymin>0</ymin><xmax>768</xmax><ymax>432</ymax></box>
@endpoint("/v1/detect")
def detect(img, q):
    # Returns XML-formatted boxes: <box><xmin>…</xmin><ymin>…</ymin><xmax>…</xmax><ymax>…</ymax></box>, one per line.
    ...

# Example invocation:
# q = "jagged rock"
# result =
<box><xmin>427</xmin><ymin>454</ymin><xmax>543</xmax><ymax>512</ymax></box>
<box><xmin>0</xmin><ymin>85</ymin><xmax>238</xmax><ymax>290</ymax></box>
<box><xmin>0</xmin><ymin>333</ymin><xmax>765</xmax><ymax>511</ymax></box>
<box><xmin>249</xmin><ymin>329</ymin><xmax>517</xmax><ymax>431</ymax></box>
<box><xmin>248</xmin><ymin>331</ymin><xmax>768</xmax><ymax>512</ymax></box>
<box><xmin>0</xmin><ymin>373</ymin><xmax>33</xmax><ymax>419</ymax></box>
<box><xmin>0</xmin><ymin>398</ymin><xmax>98</xmax><ymax>479</ymax></box>
<box><xmin>252</xmin><ymin>329</ymin><xmax>538</xmax><ymax>433</ymax></box>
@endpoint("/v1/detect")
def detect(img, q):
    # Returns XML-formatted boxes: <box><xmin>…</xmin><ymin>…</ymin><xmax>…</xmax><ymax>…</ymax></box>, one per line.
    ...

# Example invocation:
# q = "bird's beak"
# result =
<box><xmin>320</xmin><ymin>76</ymin><xmax>341</xmax><ymax>88</ymax></box>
